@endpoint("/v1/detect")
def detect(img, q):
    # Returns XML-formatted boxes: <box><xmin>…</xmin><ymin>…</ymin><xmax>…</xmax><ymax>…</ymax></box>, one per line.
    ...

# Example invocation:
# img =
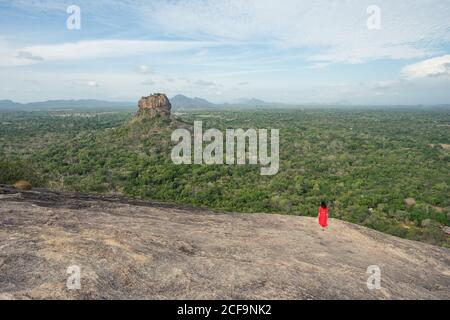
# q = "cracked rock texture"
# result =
<box><xmin>137</xmin><ymin>93</ymin><xmax>171</xmax><ymax>118</ymax></box>
<box><xmin>0</xmin><ymin>186</ymin><xmax>449</xmax><ymax>300</ymax></box>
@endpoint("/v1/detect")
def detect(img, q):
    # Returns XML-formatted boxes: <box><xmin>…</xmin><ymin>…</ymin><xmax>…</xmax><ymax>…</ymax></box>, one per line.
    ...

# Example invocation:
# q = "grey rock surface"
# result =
<box><xmin>0</xmin><ymin>186</ymin><xmax>449</xmax><ymax>300</ymax></box>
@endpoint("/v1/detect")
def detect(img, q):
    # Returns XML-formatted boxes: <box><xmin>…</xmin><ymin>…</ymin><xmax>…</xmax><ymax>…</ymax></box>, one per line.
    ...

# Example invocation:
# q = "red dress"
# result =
<box><xmin>318</xmin><ymin>207</ymin><xmax>328</xmax><ymax>228</ymax></box>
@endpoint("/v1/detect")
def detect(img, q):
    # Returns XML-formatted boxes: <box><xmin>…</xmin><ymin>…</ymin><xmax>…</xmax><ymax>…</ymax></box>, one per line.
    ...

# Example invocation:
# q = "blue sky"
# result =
<box><xmin>0</xmin><ymin>0</ymin><xmax>449</xmax><ymax>104</ymax></box>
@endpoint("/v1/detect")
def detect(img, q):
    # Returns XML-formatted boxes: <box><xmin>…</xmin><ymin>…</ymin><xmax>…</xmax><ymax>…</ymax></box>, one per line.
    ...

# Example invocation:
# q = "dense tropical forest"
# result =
<box><xmin>1</xmin><ymin>107</ymin><xmax>449</xmax><ymax>246</ymax></box>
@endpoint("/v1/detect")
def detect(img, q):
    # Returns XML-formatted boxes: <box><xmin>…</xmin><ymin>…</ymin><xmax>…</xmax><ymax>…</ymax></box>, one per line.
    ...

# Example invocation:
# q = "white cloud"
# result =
<box><xmin>141</xmin><ymin>79</ymin><xmax>155</xmax><ymax>86</ymax></box>
<box><xmin>370</xmin><ymin>80</ymin><xmax>403</xmax><ymax>92</ymax></box>
<box><xmin>2</xmin><ymin>1</ymin><xmax>450</xmax><ymax>104</ymax></box>
<box><xmin>402</xmin><ymin>55</ymin><xmax>450</xmax><ymax>79</ymax></box>
<box><xmin>308</xmin><ymin>45</ymin><xmax>431</xmax><ymax>65</ymax></box>
<box><xmin>87</xmin><ymin>80</ymin><xmax>99</xmax><ymax>87</ymax></box>
<box><xmin>2</xmin><ymin>1</ymin><xmax>449</xmax><ymax>69</ymax></box>
<box><xmin>0</xmin><ymin>38</ymin><xmax>33</xmax><ymax>67</ymax></box>
<box><xmin>194</xmin><ymin>79</ymin><xmax>218</xmax><ymax>87</ymax></box>
<box><xmin>0</xmin><ymin>39</ymin><xmax>217</xmax><ymax>67</ymax></box>
<box><xmin>142</xmin><ymin>0</ymin><xmax>450</xmax><ymax>64</ymax></box>
<box><xmin>137</xmin><ymin>64</ymin><xmax>153</xmax><ymax>74</ymax></box>
<box><xmin>16</xmin><ymin>51</ymin><xmax>44</xmax><ymax>61</ymax></box>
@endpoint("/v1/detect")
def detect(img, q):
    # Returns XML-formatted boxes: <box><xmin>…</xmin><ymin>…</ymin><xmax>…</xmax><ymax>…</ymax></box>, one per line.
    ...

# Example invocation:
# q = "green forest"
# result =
<box><xmin>1</xmin><ymin>107</ymin><xmax>449</xmax><ymax>246</ymax></box>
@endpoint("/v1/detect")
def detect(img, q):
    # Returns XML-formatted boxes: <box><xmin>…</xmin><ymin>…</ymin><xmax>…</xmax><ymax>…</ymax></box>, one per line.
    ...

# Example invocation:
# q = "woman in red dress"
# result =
<box><xmin>318</xmin><ymin>201</ymin><xmax>328</xmax><ymax>230</ymax></box>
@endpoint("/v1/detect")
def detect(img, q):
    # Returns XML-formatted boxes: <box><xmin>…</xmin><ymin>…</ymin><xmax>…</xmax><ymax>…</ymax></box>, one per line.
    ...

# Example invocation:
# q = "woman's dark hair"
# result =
<box><xmin>320</xmin><ymin>201</ymin><xmax>327</xmax><ymax>208</ymax></box>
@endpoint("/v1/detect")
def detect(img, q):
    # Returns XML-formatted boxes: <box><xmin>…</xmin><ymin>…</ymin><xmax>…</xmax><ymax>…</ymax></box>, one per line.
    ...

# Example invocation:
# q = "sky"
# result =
<box><xmin>0</xmin><ymin>0</ymin><xmax>449</xmax><ymax>105</ymax></box>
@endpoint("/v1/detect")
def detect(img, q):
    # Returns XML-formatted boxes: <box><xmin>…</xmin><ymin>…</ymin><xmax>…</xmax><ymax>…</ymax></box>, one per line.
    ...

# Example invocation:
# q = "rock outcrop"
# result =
<box><xmin>13</xmin><ymin>180</ymin><xmax>32</xmax><ymax>191</ymax></box>
<box><xmin>404</xmin><ymin>198</ymin><xmax>417</xmax><ymax>207</ymax></box>
<box><xmin>0</xmin><ymin>186</ymin><xmax>449</xmax><ymax>300</ymax></box>
<box><xmin>137</xmin><ymin>93</ymin><xmax>171</xmax><ymax>118</ymax></box>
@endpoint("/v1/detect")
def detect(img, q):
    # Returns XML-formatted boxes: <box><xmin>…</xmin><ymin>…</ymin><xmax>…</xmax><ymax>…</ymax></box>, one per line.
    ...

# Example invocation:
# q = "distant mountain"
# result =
<box><xmin>0</xmin><ymin>100</ymin><xmax>24</xmax><ymax>109</ymax></box>
<box><xmin>171</xmin><ymin>94</ymin><xmax>215</xmax><ymax>108</ymax></box>
<box><xmin>27</xmin><ymin>100</ymin><xmax>134</xmax><ymax>109</ymax></box>
<box><xmin>2</xmin><ymin>97</ymin><xmax>448</xmax><ymax>112</ymax></box>
<box><xmin>0</xmin><ymin>99</ymin><xmax>134</xmax><ymax>111</ymax></box>
<box><xmin>227</xmin><ymin>98</ymin><xmax>276</xmax><ymax>107</ymax></box>
<box><xmin>170</xmin><ymin>94</ymin><xmax>282</xmax><ymax>109</ymax></box>
<box><xmin>0</xmin><ymin>96</ymin><xmax>282</xmax><ymax>111</ymax></box>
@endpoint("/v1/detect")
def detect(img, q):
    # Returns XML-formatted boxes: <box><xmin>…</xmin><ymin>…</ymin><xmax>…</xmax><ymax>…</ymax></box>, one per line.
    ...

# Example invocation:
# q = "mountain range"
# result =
<box><xmin>0</xmin><ymin>99</ymin><xmax>135</xmax><ymax>111</ymax></box>
<box><xmin>170</xmin><ymin>94</ymin><xmax>215</xmax><ymax>108</ymax></box>
<box><xmin>170</xmin><ymin>95</ymin><xmax>279</xmax><ymax>108</ymax></box>
<box><xmin>0</xmin><ymin>95</ymin><xmax>280</xmax><ymax>111</ymax></box>
<box><xmin>2</xmin><ymin>96</ymin><xmax>446</xmax><ymax>111</ymax></box>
